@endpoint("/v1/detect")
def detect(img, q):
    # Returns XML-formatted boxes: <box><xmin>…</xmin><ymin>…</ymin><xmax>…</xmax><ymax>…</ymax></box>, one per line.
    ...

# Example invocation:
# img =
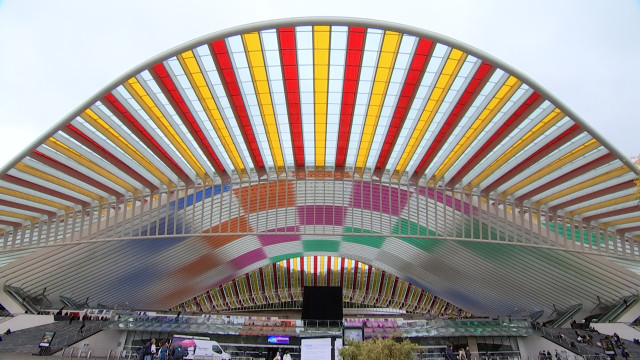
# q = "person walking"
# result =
<box><xmin>283</xmin><ymin>350</ymin><xmax>292</xmax><ymax>360</ymax></box>
<box><xmin>158</xmin><ymin>342</ymin><xmax>169</xmax><ymax>360</ymax></box>
<box><xmin>459</xmin><ymin>347</ymin><xmax>467</xmax><ymax>360</ymax></box>
<box><xmin>445</xmin><ymin>343</ymin><xmax>457</xmax><ymax>360</ymax></box>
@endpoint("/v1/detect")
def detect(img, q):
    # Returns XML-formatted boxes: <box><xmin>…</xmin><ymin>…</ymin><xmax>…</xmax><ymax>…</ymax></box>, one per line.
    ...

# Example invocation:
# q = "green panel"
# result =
<box><xmin>342</xmin><ymin>226</ymin><xmax>386</xmax><ymax>248</ymax></box>
<box><xmin>467</xmin><ymin>218</ymin><xmax>505</xmax><ymax>242</ymax></box>
<box><xmin>302</xmin><ymin>240</ymin><xmax>340</xmax><ymax>252</ymax></box>
<box><xmin>459</xmin><ymin>219</ymin><xmax>518</xmax><ymax>263</ymax></box>
<box><xmin>458</xmin><ymin>241</ymin><xmax>520</xmax><ymax>265</ymax></box>
<box><xmin>545</xmin><ymin>222</ymin><xmax>611</xmax><ymax>245</ymax></box>
<box><xmin>391</xmin><ymin>218</ymin><xmax>442</xmax><ymax>253</ymax></box>
<box><xmin>269</xmin><ymin>252</ymin><xmax>303</xmax><ymax>263</ymax></box>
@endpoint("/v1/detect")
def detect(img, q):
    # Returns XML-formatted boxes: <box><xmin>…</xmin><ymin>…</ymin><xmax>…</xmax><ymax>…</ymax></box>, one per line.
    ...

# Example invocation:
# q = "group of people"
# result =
<box><xmin>269</xmin><ymin>348</ymin><xmax>292</xmax><ymax>360</ymax></box>
<box><xmin>445</xmin><ymin>343</ymin><xmax>471</xmax><ymax>360</ymax></box>
<box><xmin>537</xmin><ymin>350</ymin><xmax>568</xmax><ymax>360</ymax></box>
<box><xmin>137</xmin><ymin>338</ymin><xmax>188</xmax><ymax>360</ymax></box>
<box><xmin>606</xmin><ymin>333</ymin><xmax>632</xmax><ymax>360</ymax></box>
<box><xmin>575</xmin><ymin>330</ymin><xmax>594</xmax><ymax>346</ymax></box>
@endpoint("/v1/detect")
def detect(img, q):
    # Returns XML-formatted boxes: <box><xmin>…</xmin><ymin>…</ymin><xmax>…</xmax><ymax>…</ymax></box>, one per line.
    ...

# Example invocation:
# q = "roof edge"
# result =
<box><xmin>2</xmin><ymin>16</ymin><xmax>637</xmax><ymax>176</ymax></box>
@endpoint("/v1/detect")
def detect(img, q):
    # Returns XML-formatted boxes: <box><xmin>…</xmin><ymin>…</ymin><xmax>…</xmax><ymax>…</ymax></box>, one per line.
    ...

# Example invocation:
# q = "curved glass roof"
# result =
<box><xmin>0</xmin><ymin>18</ymin><xmax>638</xmax><ymax>316</ymax></box>
<box><xmin>0</xmin><ymin>18</ymin><xmax>637</xmax><ymax>237</ymax></box>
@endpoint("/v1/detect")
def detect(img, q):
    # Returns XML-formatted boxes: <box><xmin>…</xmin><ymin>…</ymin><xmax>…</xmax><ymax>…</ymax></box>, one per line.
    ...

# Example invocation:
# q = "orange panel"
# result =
<box><xmin>176</xmin><ymin>253</ymin><xmax>224</xmax><ymax>277</ymax></box>
<box><xmin>161</xmin><ymin>287</ymin><xmax>192</xmax><ymax>304</ymax></box>
<box><xmin>234</xmin><ymin>181</ymin><xmax>296</xmax><ymax>213</ymax></box>
<box><xmin>203</xmin><ymin>216</ymin><xmax>252</xmax><ymax>249</ymax></box>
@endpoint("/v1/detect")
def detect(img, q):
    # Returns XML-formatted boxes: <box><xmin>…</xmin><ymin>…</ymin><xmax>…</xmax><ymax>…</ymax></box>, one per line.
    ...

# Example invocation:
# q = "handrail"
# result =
<box><xmin>548</xmin><ymin>304</ymin><xmax>583</xmax><ymax>328</ymax></box>
<box><xmin>3</xmin><ymin>285</ymin><xmax>42</xmax><ymax>314</ymax></box>
<box><xmin>51</xmin><ymin>320</ymin><xmax>110</xmax><ymax>350</ymax></box>
<box><xmin>594</xmin><ymin>295</ymin><xmax>638</xmax><ymax>323</ymax></box>
<box><xmin>538</xmin><ymin>326</ymin><xmax>602</xmax><ymax>356</ymax></box>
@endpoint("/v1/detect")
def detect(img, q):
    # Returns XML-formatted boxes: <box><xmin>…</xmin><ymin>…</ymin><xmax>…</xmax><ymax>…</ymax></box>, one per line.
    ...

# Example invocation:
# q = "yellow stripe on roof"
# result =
<box><xmin>15</xmin><ymin>163</ymin><xmax>103</xmax><ymax>202</ymax></box>
<box><xmin>501</xmin><ymin>139</ymin><xmax>601</xmax><ymax>198</ymax></box>
<box><xmin>123</xmin><ymin>77</ymin><xmax>206</xmax><ymax>179</ymax></box>
<box><xmin>467</xmin><ymin>108</ymin><xmax>565</xmax><ymax>190</ymax></box>
<box><xmin>534</xmin><ymin>166</ymin><xmax>629</xmax><ymax>207</ymax></box>
<box><xmin>600</xmin><ymin>216</ymin><xmax>640</xmax><ymax>228</ymax></box>
<box><xmin>395</xmin><ymin>48</ymin><xmax>467</xmax><ymax>175</ymax></box>
<box><xmin>567</xmin><ymin>193</ymin><xmax>638</xmax><ymax>217</ymax></box>
<box><xmin>45</xmin><ymin>138</ymin><xmax>155</xmax><ymax>194</ymax></box>
<box><xmin>433</xmin><ymin>76</ymin><xmax>522</xmax><ymax>182</ymax></box>
<box><xmin>177</xmin><ymin>50</ymin><xmax>247</xmax><ymax>175</ymax></box>
<box><xmin>0</xmin><ymin>187</ymin><xmax>71</xmax><ymax>212</ymax></box>
<box><xmin>242</xmin><ymin>32</ymin><xmax>286</xmax><ymax>171</ymax></box>
<box><xmin>0</xmin><ymin>210</ymin><xmax>40</xmax><ymax>223</ymax></box>
<box><xmin>313</xmin><ymin>26</ymin><xmax>331</xmax><ymax>167</ymax></box>
<box><xmin>80</xmin><ymin>109</ymin><xmax>167</xmax><ymax>190</ymax></box>
<box><xmin>355</xmin><ymin>30</ymin><xmax>402</xmax><ymax>171</ymax></box>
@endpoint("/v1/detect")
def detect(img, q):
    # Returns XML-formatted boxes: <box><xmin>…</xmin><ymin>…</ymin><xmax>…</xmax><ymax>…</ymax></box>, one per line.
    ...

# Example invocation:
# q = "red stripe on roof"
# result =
<box><xmin>376</xmin><ymin>271</ymin><xmax>385</xmax><ymax>304</ymax></box>
<box><xmin>327</xmin><ymin>256</ymin><xmax>332</xmax><ymax>286</ymax></box>
<box><xmin>149</xmin><ymin>63</ymin><xmax>227</xmax><ymax>178</ymax></box>
<box><xmin>232</xmin><ymin>280</ymin><xmax>241</xmax><ymax>306</ymax></box>
<box><xmin>388</xmin><ymin>277</ymin><xmax>399</xmax><ymax>307</ymax></box>
<box><xmin>277</xmin><ymin>27</ymin><xmax>305</xmax><ymax>167</ymax></box>
<box><xmin>549</xmin><ymin>180</ymin><xmax>637</xmax><ymax>213</ymax></box>
<box><xmin>0</xmin><ymin>199</ymin><xmax>57</xmax><ymax>218</ymax></box>
<box><xmin>336</xmin><ymin>27</ymin><xmax>366</xmax><ymax>168</ymax></box>
<box><xmin>272</xmin><ymin>263</ymin><xmax>281</xmax><ymax>302</ymax></box>
<box><xmin>375</xmin><ymin>38</ymin><xmax>434</xmax><ymax>172</ymax></box>
<box><xmin>61</xmin><ymin>123</ymin><xmax>164</xmax><ymax>190</ymax></box>
<box><xmin>245</xmin><ymin>273</ymin><xmax>257</xmax><ymax>304</ymax></box>
<box><xmin>31</xmin><ymin>150</ymin><xmax>125</xmax><ymax>197</ymax></box>
<box><xmin>514</xmin><ymin>153</ymin><xmax>616</xmax><ymax>202</ymax></box>
<box><xmin>365</xmin><ymin>266</ymin><xmax>372</xmax><ymax>299</ymax></box>
<box><xmin>617</xmin><ymin>226</ymin><xmax>640</xmax><ymax>234</ymax></box>
<box><xmin>209</xmin><ymin>39</ymin><xmax>265</xmax><ymax>170</ymax></box>
<box><xmin>101</xmin><ymin>94</ymin><xmax>193</xmax><ymax>185</ymax></box>
<box><xmin>411</xmin><ymin>61</ymin><xmax>495</xmax><ymax>180</ymax></box>
<box><xmin>313</xmin><ymin>256</ymin><xmax>318</xmax><ymax>286</ymax></box>
<box><xmin>300</xmin><ymin>257</ymin><xmax>304</xmax><ymax>288</ymax></box>
<box><xmin>0</xmin><ymin>220</ymin><xmax>22</xmax><ymax>228</ymax></box>
<box><xmin>259</xmin><ymin>267</ymin><xmax>266</xmax><ymax>296</ymax></box>
<box><xmin>1</xmin><ymin>174</ymin><xmax>90</xmax><ymax>207</ymax></box>
<box><xmin>206</xmin><ymin>291</ymin><xmax>215</xmax><ymax>310</ymax></box>
<box><xmin>582</xmin><ymin>204</ymin><xmax>639</xmax><ymax>223</ymax></box>
<box><xmin>413</xmin><ymin>292</ymin><xmax>424</xmax><ymax>312</ymax></box>
<box><xmin>401</xmin><ymin>284</ymin><xmax>412</xmax><ymax>310</ymax></box>
<box><xmin>218</xmin><ymin>285</ymin><xmax>228</xmax><ymax>308</ymax></box>
<box><xmin>482</xmin><ymin>124</ymin><xmax>582</xmax><ymax>194</ymax></box>
<box><xmin>446</xmin><ymin>92</ymin><xmax>545</xmax><ymax>186</ymax></box>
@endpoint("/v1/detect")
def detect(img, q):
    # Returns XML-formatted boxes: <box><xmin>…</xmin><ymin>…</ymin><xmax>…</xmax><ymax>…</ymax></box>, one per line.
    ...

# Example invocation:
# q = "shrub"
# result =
<box><xmin>338</xmin><ymin>336</ymin><xmax>419</xmax><ymax>360</ymax></box>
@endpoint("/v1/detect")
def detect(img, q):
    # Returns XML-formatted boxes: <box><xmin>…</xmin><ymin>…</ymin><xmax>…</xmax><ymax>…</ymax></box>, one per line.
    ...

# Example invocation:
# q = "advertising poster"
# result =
<box><xmin>301</xmin><ymin>338</ymin><xmax>332</xmax><ymax>360</ymax></box>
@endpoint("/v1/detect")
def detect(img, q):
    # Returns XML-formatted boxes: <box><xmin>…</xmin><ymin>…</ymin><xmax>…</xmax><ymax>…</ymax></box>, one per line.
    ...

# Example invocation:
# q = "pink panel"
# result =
<box><xmin>231</xmin><ymin>248</ymin><xmax>267</xmax><ymax>270</ymax></box>
<box><xmin>257</xmin><ymin>226</ymin><xmax>301</xmax><ymax>246</ymax></box>
<box><xmin>350</xmin><ymin>182</ymin><xmax>409</xmax><ymax>216</ymax></box>
<box><xmin>297</xmin><ymin>205</ymin><xmax>346</xmax><ymax>226</ymax></box>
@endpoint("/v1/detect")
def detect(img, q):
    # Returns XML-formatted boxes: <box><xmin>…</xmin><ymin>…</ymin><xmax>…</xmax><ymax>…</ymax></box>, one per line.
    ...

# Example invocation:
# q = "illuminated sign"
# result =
<box><xmin>268</xmin><ymin>335</ymin><xmax>290</xmax><ymax>344</ymax></box>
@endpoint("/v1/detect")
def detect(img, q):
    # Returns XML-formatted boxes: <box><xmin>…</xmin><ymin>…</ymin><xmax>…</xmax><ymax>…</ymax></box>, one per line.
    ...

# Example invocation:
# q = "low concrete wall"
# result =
<box><xmin>590</xmin><ymin>323</ymin><xmax>640</xmax><ymax>342</ymax></box>
<box><xmin>518</xmin><ymin>335</ymin><xmax>578</xmax><ymax>360</ymax></box>
<box><xmin>0</xmin><ymin>290</ymin><xmax>25</xmax><ymax>315</ymax></box>
<box><xmin>0</xmin><ymin>314</ymin><xmax>55</xmax><ymax>334</ymax></box>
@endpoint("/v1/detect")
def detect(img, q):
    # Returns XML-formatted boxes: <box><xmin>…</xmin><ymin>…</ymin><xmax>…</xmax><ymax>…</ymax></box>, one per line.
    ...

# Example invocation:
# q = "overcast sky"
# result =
<box><xmin>0</xmin><ymin>0</ymin><xmax>638</xmax><ymax>170</ymax></box>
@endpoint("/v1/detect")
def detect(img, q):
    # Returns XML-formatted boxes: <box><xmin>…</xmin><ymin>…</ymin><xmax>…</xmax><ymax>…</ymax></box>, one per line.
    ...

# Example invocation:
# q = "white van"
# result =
<box><xmin>171</xmin><ymin>335</ymin><xmax>231</xmax><ymax>360</ymax></box>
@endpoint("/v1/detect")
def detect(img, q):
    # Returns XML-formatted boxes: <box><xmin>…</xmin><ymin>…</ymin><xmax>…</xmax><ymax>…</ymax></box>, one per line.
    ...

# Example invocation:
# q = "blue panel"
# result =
<box><xmin>175</xmin><ymin>184</ymin><xmax>231</xmax><ymax>210</ymax></box>
<box><xmin>405</xmin><ymin>276</ymin><xmax>432</xmax><ymax>293</ymax></box>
